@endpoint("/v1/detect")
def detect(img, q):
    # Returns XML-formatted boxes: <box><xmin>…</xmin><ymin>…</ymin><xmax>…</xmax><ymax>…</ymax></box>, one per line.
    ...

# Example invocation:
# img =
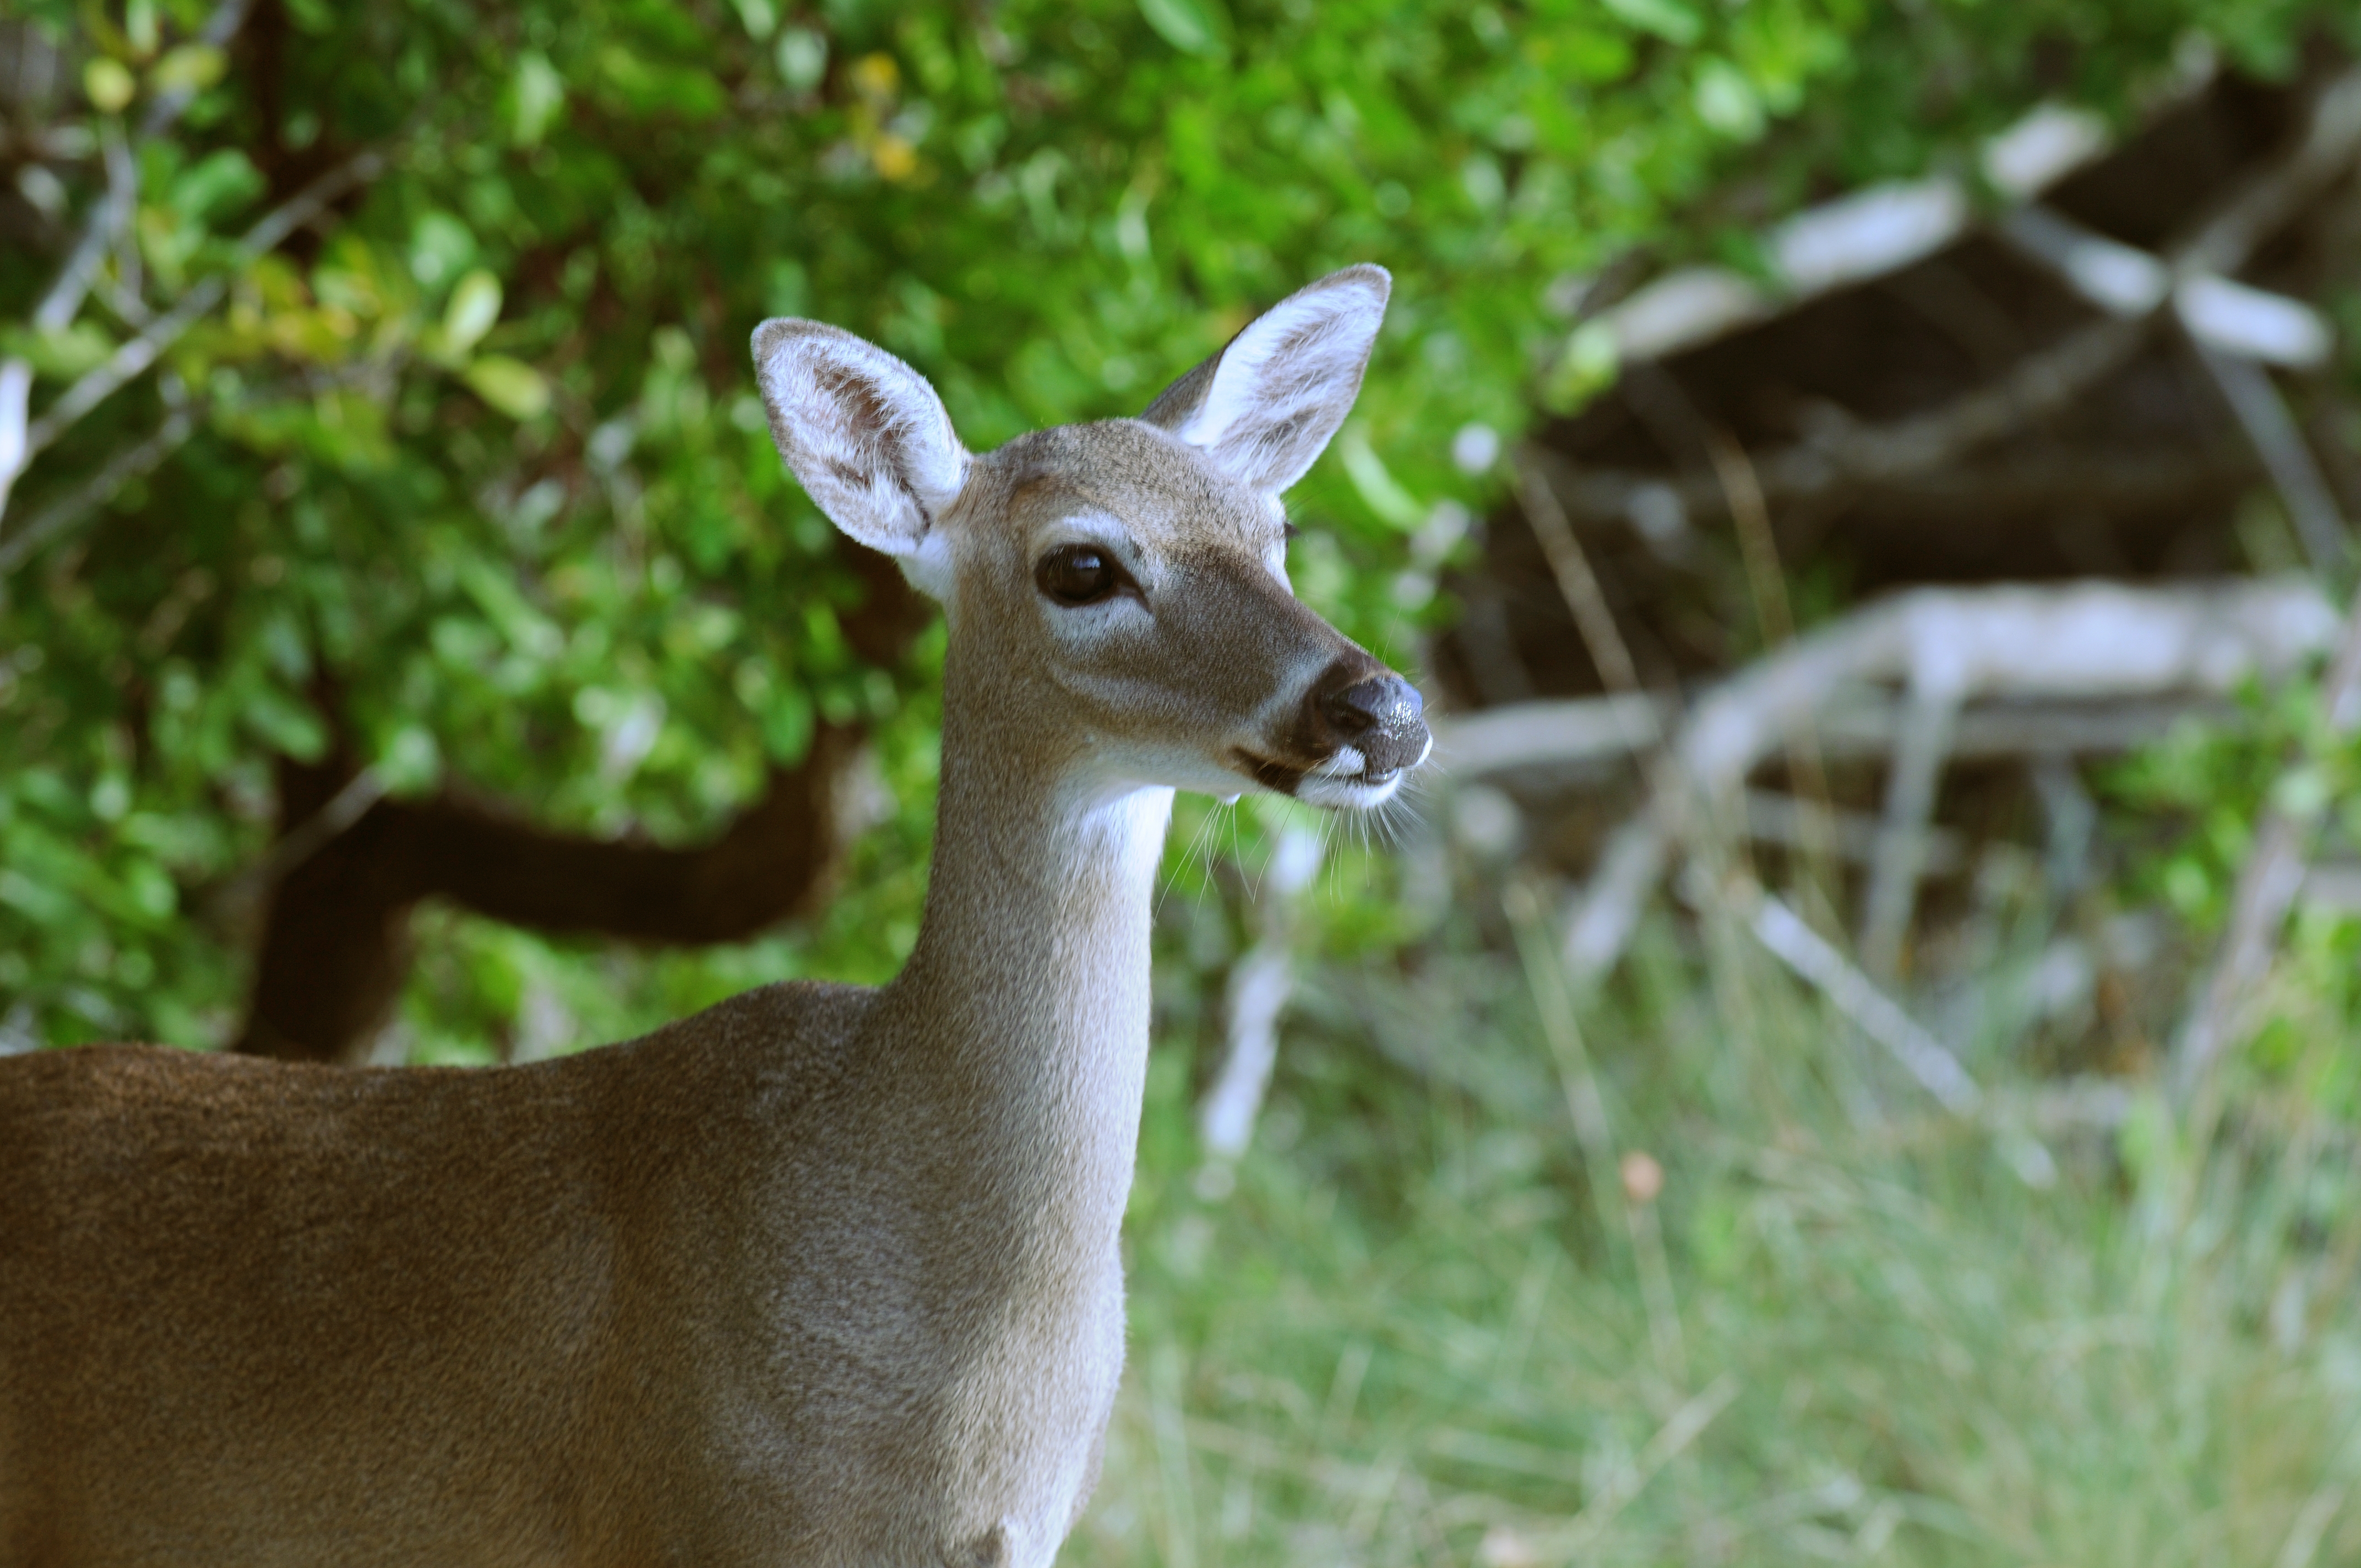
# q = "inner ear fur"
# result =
<box><xmin>751</xmin><ymin>318</ymin><xmax>967</xmax><ymax>558</ymax></box>
<box><xmin>1140</xmin><ymin>263</ymin><xmax>1391</xmax><ymax>494</ymax></box>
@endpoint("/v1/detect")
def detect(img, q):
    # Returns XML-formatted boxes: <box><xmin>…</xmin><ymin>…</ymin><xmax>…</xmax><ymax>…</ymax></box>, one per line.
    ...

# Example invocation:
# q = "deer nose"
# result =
<box><xmin>1314</xmin><ymin>669</ymin><xmax>1429</xmax><ymax>774</ymax></box>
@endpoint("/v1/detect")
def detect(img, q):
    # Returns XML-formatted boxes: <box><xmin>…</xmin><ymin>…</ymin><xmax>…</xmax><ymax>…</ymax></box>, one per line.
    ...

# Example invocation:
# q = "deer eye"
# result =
<box><xmin>1035</xmin><ymin>543</ymin><xmax>1123</xmax><ymax>606</ymax></box>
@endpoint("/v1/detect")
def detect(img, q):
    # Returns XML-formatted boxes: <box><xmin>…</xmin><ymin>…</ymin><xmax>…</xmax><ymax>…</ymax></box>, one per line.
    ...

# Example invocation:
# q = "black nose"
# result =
<box><xmin>1315</xmin><ymin>670</ymin><xmax>1429</xmax><ymax>773</ymax></box>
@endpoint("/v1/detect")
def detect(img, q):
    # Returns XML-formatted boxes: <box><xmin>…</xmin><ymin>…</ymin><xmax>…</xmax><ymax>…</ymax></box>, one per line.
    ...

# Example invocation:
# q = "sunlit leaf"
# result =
<box><xmin>409</xmin><ymin>212</ymin><xmax>477</xmax><ymax>291</ymax></box>
<box><xmin>168</xmin><ymin>149</ymin><xmax>265</xmax><ymax>225</ymax></box>
<box><xmin>149</xmin><ymin>43</ymin><xmax>227</xmax><ymax>94</ymax></box>
<box><xmin>378</xmin><ymin>726</ymin><xmax>444</xmax><ymax>796</ymax></box>
<box><xmin>1137</xmin><ymin>0</ymin><xmax>1230</xmax><ymax>56</ymax></box>
<box><xmin>1695</xmin><ymin>58</ymin><xmax>1767</xmax><ymax>140</ymax></box>
<box><xmin>126</xmin><ymin>0</ymin><xmax>159</xmax><ymax>58</ymax></box>
<box><xmin>775</xmin><ymin>28</ymin><xmax>827</xmax><ymax>91</ymax></box>
<box><xmin>441</xmin><ymin>270</ymin><xmax>504</xmax><ymax>357</ymax></box>
<box><xmin>731</xmin><ymin>0</ymin><xmax>779</xmax><ymax>40</ymax></box>
<box><xmin>1601</xmin><ymin>0</ymin><xmax>1702</xmax><ymax>46</ymax></box>
<box><xmin>84</xmin><ymin>58</ymin><xmax>135</xmax><ymax>113</ymax></box>
<box><xmin>4</xmin><ymin>322</ymin><xmax>117</xmax><ymax>379</ymax></box>
<box><xmin>242</xmin><ymin>687</ymin><xmax>328</xmax><ymax>761</ymax></box>
<box><xmin>463</xmin><ymin>355</ymin><xmax>551</xmax><ymax>421</ymax></box>
<box><xmin>509</xmin><ymin>52</ymin><xmax>567</xmax><ymax>147</ymax></box>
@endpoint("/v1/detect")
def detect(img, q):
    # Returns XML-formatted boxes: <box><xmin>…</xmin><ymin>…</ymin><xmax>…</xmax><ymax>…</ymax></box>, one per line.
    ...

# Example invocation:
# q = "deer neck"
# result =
<box><xmin>874</xmin><ymin>657</ymin><xmax>1173</xmax><ymax>1233</ymax></box>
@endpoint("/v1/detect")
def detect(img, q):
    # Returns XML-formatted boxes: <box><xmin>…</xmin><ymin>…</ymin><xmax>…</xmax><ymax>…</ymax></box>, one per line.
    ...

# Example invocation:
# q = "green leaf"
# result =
<box><xmin>378</xmin><ymin>726</ymin><xmax>443</xmax><ymax>796</ymax></box>
<box><xmin>149</xmin><ymin>43</ymin><xmax>227</xmax><ymax>94</ymax></box>
<box><xmin>126</xmin><ymin>0</ymin><xmax>159</xmax><ymax>57</ymax></box>
<box><xmin>1541</xmin><ymin>321</ymin><xmax>1621</xmax><ymax>414</ymax></box>
<box><xmin>5</xmin><ymin>322</ymin><xmax>116</xmax><ymax>379</ymax></box>
<box><xmin>775</xmin><ymin>28</ymin><xmax>827</xmax><ymax>91</ymax></box>
<box><xmin>463</xmin><ymin>356</ymin><xmax>551</xmax><ymax>421</ymax></box>
<box><xmin>597</xmin><ymin>46</ymin><xmax>726</xmax><ymax>120</ymax></box>
<box><xmin>1336</xmin><ymin>426</ymin><xmax>1422</xmax><ymax>531</ymax></box>
<box><xmin>1601</xmin><ymin>0</ymin><xmax>1702</xmax><ymax>46</ymax></box>
<box><xmin>1137</xmin><ymin>0</ymin><xmax>1229</xmax><ymax>56</ymax></box>
<box><xmin>123</xmin><ymin>862</ymin><xmax>178</xmax><ymax>923</ymax></box>
<box><xmin>169</xmin><ymin>149</ymin><xmax>264</xmax><ymax>223</ymax></box>
<box><xmin>84</xmin><ymin>57</ymin><xmax>135</xmax><ymax>113</ymax></box>
<box><xmin>440</xmin><ymin>270</ymin><xmax>504</xmax><ymax>358</ymax></box>
<box><xmin>509</xmin><ymin>52</ymin><xmax>567</xmax><ymax>147</ymax></box>
<box><xmin>1695</xmin><ymin>58</ymin><xmax>1766</xmax><ymax>140</ymax></box>
<box><xmin>243</xmin><ymin>687</ymin><xmax>328</xmax><ymax>761</ymax></box>
<box><xmin>409</xmin><ymin>212</ymin><xmax>478</xmax><ymax>291</ymax></box>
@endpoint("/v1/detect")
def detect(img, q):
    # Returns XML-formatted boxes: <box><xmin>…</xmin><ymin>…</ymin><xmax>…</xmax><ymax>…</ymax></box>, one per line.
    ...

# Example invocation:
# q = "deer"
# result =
<box><xmin>0</xmin><ymin>264</ymin><xmax>1428</xmax><ymax>1567</ymax></box>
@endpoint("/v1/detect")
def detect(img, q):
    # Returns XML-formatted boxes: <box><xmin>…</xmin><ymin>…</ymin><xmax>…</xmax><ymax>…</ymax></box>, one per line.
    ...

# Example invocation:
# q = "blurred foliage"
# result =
<box><xmin>2105</xmin><ymin>666</ymin><xmax>2361</xmax><ymax>1117</ymax></box>
<box><xmin>0</xmin><ymin>0</ymin><xmax>2343</xmax><ymax>1050</ymax></box>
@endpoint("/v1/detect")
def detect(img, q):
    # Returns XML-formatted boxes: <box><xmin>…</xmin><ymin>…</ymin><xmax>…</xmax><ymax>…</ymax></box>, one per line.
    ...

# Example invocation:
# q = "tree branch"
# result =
<box><xmin>1430</xmin><ymin>579</ymin><xmax>2340</xmax><ymax>989</ymax></box>
<box><xmin>236</xmin><ymin>724</ymin><xmax>871</xmax><ymax>1061</ymax></box>
<box><xmin>421</xmin><ymin>727</ymin><xmax>864</xmax><ymax>941</ymax></box>
<box><xmin>1538</xmin><ymin>66</ymin><xmax>2361</xmax><ymax>535</ymax></box>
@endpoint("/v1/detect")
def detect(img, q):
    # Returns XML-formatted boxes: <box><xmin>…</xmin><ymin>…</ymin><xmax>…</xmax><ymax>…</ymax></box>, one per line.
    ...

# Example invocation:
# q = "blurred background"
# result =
<box><xmin>9</xmin><ymin>0</ymin><xmax>2361</xmax><ymax>1560</ymax></box>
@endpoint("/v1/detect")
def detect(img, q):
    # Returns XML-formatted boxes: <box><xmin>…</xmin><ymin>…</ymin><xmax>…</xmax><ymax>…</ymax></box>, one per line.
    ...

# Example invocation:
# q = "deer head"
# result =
<box><xmin>752</xmin><ymin>264</ymin><xmax>1429</xmax><ymax>813</ymax></box>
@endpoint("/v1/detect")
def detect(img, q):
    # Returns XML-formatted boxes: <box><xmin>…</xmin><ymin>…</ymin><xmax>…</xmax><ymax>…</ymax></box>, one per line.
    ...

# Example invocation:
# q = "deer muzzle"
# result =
<box><xmin>1276</xmin><ymin>660</ymin><xmax>1429</xmax><ymax>808</ymax></box>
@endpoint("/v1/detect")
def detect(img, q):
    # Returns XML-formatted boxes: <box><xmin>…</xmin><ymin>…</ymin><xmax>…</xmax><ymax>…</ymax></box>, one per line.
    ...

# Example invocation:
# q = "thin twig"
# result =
<box><xmin>1508</xmin><ymin>876</ymin><xmax>1687</xmax><ymax>1384</ymax></box>
<box><xmin>1732</xmin><ymin>875</ymin><xmax>1984</xmax><ymax>1115</ymax></box>
<box><xmin>12</xmin><ymin>151</ymin><xmax>383</xmax><ymax>472</ymax></box>
<box><xmin>1515</xmin><ymin>444</ymin><xmax>1642</xmax><ymax>701</ymax></box>
<box><xmin>0</xmin><ymin>353</ymin><xmax>402</xmax><ymax>581</ymax></box>
<box><xmin>1439</xmin><ymin>690</ymin><xmax>2248</xmax><ymax>778</ymax></box>
<box><xmin>1706</xmin><ymin>427</ymin><xmax>1844</xmax><ymax>918</ymax></box>
<box><xmin>1706</xmin><ymin>429</ymin><xmax>1793</xmax><ymax>649</ymax></box>
<box><xmin>1530</xmin><ymin>316</ymin><xmax>2151</xmax><ymax>531</ymax></box>
<box><xmin>1195</xmin><ymin>823</ymin><xmax>1324</xmax><ymax>1194</ymax></box>
<box><xmin>1432</xmin><ymin>693</ymin><xmax>1666</xmax><ymax>775</ymax></box>
<box><xmin>1563</xmin><ymin>814</ymin><xmax>1671</xmax><ymax>987</ymax></box>
<box><xmin>99</xmin><ymin>121</ymin><xmax>148</xmax><ymax>325</ymax></box>
<box><xmin>0</xmin><ymin>0</ymin><xmax>252</xmax><ymax>520</ymax></box>
<box><xmin>1681</xmin><ymin>579</ymin><xmax>2336</xmax><ymax>797</ymax></box>
<box><xmin>1744</xmin><ymin>787</ymin><xmax>1963</xmax><ymax>872</ymax></box>
<box><xmin>1517</xmin><ymin>438</ymin><xmax>1700</xmax><ymax>992</ymax></box>
<box><xmin>17</xmin><ymin>280</ymin><xmax>231</xmax><ymax>460</ymax></box>
<box><xmin>203</xmin><ymin>766</ymin><xmax>389</xmax><ymax>927</ymax></box>
<box><xmin>138</xmin><ymin>0</ymin><xmax>253</xmax><ymax>138</ymax></box>
<box><xmin>0</xmin><ymin>362</ymin><xmax>31</xmax><ymax>522</ymax></box>
<box><xmin>2192</xmin><ymin>342</ymin><xmax>2350</xmax><ymax>572</ymax></box>
<box><xmin>2178</xmin><ymin>70</ymin><xmax>2361</xmax><ymax>278</ymax></box>
<box><xmin>1525</xmin><ymin>1375</ymin><xmax>1740</xmax><ymax>1555</ymax></box>
<box><xmin>1860</xmin><ymin>685</ymin><xmax>1958</xmax><ymax>981</ymax></box>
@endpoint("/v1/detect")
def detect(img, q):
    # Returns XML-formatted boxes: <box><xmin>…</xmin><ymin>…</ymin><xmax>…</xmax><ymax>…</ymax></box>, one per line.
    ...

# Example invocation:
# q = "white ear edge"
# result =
<box><xmin>900</xmin><ymin>527</ymin><xmax>956</xmax><ymax>601</ymax></box>
<box><xmin>1176</xmin><ymin>264</ymin><xmax>1390</xmax><ymax>492</ymax></box>
<box><xmin>751</xmin><ymin>319</ymin><xmax>968</xmax><ymax>560</ymax></box>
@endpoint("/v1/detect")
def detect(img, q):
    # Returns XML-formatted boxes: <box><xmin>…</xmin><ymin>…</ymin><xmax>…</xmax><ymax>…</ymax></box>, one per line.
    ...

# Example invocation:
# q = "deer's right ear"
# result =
<box><xmin>1140</xmin><ymin>264</ymin><xmax>1390</xmax><ymax>494</ymax></box>
<box><xmin>752</xmin><ymin>319</ymin><xmax>967</xmax><ymax>563</ymax></box>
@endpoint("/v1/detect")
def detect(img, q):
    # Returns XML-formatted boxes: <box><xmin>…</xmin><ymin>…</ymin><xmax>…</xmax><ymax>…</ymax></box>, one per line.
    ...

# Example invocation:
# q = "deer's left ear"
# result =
<box><xmin>752</xmin><ymin>318</ymin><xmax>967</xmax><ymax>563</ymax></box>
<box><xmin>1140</xmin><ymin>264</ymin><xmax>1390</xmax><ymax>494</ymax></box>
